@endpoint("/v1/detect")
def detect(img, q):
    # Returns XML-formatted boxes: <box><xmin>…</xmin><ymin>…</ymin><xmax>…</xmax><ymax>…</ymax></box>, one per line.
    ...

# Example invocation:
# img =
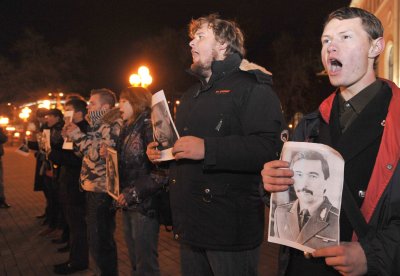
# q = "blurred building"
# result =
<box><xmin>351</xmin><ymin>0</ymin><xmax>399</xmax><ymax>85</ymax></box>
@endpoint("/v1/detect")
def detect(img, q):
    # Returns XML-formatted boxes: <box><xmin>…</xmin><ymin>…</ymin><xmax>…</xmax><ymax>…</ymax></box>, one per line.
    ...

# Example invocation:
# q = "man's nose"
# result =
<box><xmin>189</xmin><ymin>38</ymin><xmax>195</xmax><ymax>47</ymax></box>
<box><xmin>327</xmin><ymin>42</ymin><xmax>337</xmax><ymax>53</ymax></box>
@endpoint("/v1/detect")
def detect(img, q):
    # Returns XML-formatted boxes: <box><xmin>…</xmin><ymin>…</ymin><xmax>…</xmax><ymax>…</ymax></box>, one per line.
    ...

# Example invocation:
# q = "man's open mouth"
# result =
<box><xmin>329</xmin><ymin>58</ymin><xmax>343</xmax><ymax>73</ymax></box>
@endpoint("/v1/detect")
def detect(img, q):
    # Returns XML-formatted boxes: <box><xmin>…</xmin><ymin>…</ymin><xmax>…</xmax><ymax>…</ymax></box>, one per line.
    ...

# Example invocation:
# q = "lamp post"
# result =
<box><xmin>129</xmin><ymin>66</ymin><xmax>153</xmax><ymax>88</ymax></box>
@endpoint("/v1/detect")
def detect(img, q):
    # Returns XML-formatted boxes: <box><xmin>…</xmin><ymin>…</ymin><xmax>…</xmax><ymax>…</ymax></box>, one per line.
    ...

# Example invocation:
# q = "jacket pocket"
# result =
<box><xmin>191</xmin><ymin>180</ymin><xmax>230</xmax><ymax>203</ymax></box>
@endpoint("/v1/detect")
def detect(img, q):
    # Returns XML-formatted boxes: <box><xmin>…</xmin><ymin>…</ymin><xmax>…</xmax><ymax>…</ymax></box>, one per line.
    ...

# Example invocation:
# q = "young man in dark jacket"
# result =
<box><xmin>262</xmin><ymin>7</ymin><xmax>400</xmax><ymax>275</ymax></box>
<box><xmin>147</xmin><ymin>14</ymin><xmax>285</xmax><ymax>275</ymax></box>
<box><xmin>53</xmin><ymin>98</ymin><xmax>89</xmax><ymax>274</ymax></box>
<box><xmin>0</xmin><ymin>126</ymin><xmax>9</xmax><ymax>208</ymax></box>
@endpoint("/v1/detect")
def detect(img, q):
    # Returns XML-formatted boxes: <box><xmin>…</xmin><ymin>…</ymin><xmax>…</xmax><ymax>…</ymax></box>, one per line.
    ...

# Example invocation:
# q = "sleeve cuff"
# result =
<box><xmin>204</xmin><ymin>137</ymin><xmax>217</xmax><ymax>168</ymax></box>
<box><xmin>359</xmin><ymin>237</ymin><xmax>378</xmax><ymax>275</ymax></box>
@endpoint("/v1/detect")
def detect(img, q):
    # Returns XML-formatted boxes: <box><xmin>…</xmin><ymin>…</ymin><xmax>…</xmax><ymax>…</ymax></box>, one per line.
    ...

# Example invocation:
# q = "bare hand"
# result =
<box><xmin>146</xmin><ymin>141</ymin><xmax>161</xmax><ymax>163</ymax></box>
<box><xmin>63</xmin><ymin>122</ymin><xmax>78</xmax><ymax>136</ymax></box>
<box><xmin>312</xmin><ymin>242</ymin><xmax>367</xmax><ymax>276</ymax></box>
<box><xmin>261</xmin><ymin>160</ymin><xmax>294</xmax><ymax>192</ymax></box>
<box><xmin>117</xmin><ymin>194</ymin><xmax>127</xmax><ymax>206</ymax></box>
<box><xmin>99</xmin><ymin>143</ymin><xmax>108</xmax><ymax>159</ymax></box>
<box><xmin>172</xmin><ymin>136</ymin><xmax>204</xmax><ymax>160</ymax></box>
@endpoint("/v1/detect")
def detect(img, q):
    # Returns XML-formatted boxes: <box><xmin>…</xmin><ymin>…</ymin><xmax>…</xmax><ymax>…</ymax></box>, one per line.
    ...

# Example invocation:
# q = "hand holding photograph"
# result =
<box><xmin>151</xmin><ymin>90</ymin><xmax>180</xmax><ymax>161</ymax></box>
<box><xmin>268</xmin><ymin>142</ymin><xmax>344</xmax><ymax>253</ymax></box>
<box><xmin>62</xmin><ymin>110</ymin><xmax>74</xmax><ymax>150</ymax></box>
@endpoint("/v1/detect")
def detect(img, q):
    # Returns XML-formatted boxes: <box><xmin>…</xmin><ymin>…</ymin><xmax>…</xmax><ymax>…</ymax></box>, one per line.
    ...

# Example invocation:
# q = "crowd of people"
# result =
<box><xmin>1</xmin><ymin>6</ymin><xmax>399</xmax><ymax>276</ymax></box>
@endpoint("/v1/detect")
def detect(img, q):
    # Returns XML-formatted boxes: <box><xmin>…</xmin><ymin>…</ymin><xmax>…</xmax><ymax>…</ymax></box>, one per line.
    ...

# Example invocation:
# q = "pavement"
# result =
<box><xmin>0</xmin><ymin>146</ymin><xmax>279</xmax><ymax>275</ymax></box>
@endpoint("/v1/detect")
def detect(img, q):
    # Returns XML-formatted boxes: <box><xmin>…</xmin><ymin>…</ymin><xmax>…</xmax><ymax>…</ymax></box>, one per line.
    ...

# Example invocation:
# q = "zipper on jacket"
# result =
<box><xmin>215</xmin><ymin>114</ymin><xmax>223</xmax><ymax>131</ymax></box>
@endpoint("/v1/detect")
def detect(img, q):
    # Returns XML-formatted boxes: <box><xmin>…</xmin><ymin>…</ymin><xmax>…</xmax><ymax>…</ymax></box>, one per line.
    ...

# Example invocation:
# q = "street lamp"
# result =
<box><xmin>129</xmin><ymin>66</ymin><xmax>153</xmax><ymax>87</ymax></box>
<box><xmin>19</xmin><ymin>107</ymin><xmax>32</xmax><ymax>121</ymax></box>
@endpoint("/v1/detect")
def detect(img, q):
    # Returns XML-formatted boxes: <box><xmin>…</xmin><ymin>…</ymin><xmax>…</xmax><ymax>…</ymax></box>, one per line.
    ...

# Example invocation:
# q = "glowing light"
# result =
<box><xmin>138</xmin><ymin>66</ymin><xmax>150</xmax><ymax>77</ymax></box>
<box><xmin>141</xmin><ymin>74</ymin><xmax>153</xmax><ymax>86</ymax></box>
<box><xmin>14</xmin><ymin>132</ymin><xmax>20</xmax><ymax>138</ymax></box>
<box><xmin>129</xmin><ymin>74</ymin><xmax>142</xmax><ymax>87</ymax></box>
<box><xmin>175</xmin><ymin>100</ymin><xmax>180</xmax><ymax>105</ymax></box>
<box><xmin>26</xmin><ymin>130</ymin><xmax>31</xmax><ymax>136</ymax></box>
<box><xmin>48</xmin><ymin>93</ymin><xmax>53</xmax><ymax>96</ymax></box>
<box><xmin>288</xmin><ymin>124</ymin><xmax>293</xmax><ymax>129</ymax></box>
<box><xmin>6</xmin><ymin>126</ymin><xmax>15</xmax><ymax>132</ymax></box>
<box><xmin>0</xmin><ymin>117</ymin><xmax>9</xmax><ymax>126</ymax></box>
<box><xmin>7</xmin><ymin>103</ymin><xmax>11</xmax><ymax>106</ymax></box>
<box><xmin>19</xmin><ymin>107</ymin><xmax>32</xmax><ymax>120</ymax></box>
<box><xmin>38</xmin><ymin>100</ymin><xmax>51</xmax><ymax>109</ymax></box>
<box><xmin>129</xmin><ymin>66</ymin><xmax>152</xmax><ymax>87</ymax></box>
<box><xmin>59</xmin><ymin>92</ymin><xmax>64</xmax><ymax>97</ymax></box>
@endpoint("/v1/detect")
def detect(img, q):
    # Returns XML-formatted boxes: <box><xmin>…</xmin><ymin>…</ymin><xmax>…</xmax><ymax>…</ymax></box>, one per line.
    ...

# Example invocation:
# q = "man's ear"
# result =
<box><xmin>217</xmin><ymin>41</ymin><xmax>228</xmax><ymax>59</ymax></box>
<box><xmin>102</xmin><ymin>103</ymin><xmax>111</xmax><ymax>110</ymax></box>
<box><xmin>369</xmin><ymin>37</ymin><xmax>385</xmax><ymax>58</ymax></box>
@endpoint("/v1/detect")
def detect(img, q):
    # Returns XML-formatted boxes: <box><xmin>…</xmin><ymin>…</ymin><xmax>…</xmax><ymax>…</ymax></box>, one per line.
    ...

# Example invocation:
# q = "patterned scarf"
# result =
<box><xmin>88</xmin><ymin>109</ymin><xmax>107</xmax><ymax>123</ymax></box>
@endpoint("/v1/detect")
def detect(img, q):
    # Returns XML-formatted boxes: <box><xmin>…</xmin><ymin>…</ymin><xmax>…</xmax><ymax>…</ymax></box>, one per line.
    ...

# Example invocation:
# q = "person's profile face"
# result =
<box><xmin>119</xmin><ymin>98</ymin><xmax>134</xmax><ymax>121</ymax></box>
<box><xmin>293</xmin><ymin>159</ymin><xmax>326</xmax><ymax>205</ymax></box>
<box><xmin>46</xmin><ymin>114</ymin><xmax>60</xmax><ymax>127</ymax></box>
<box><xmin>88</xmin><ymin>94</ymin><xmax>107</xmax><ymax>112</ymax></box>
<box><xmin>189</xmin><ymin>23</ymin><xmax>220</xmax><ymax>78</ymax></box>
<box><xmin>152</xmin><ymin>105</ymin><xmax>173</xmax><ymax>148</ymax></box>
<box><xmin>321</xmin><ymin>17</ymin><xmax>375</xmax><ymax>91</ymax></box>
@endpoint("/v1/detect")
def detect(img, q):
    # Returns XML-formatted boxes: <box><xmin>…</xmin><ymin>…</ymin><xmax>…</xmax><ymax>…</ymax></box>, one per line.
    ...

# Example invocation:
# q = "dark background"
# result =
<box><xmin>0</xmin><ymin>0</ymin><xmax>351</xmax><ymax>121</ymax></box>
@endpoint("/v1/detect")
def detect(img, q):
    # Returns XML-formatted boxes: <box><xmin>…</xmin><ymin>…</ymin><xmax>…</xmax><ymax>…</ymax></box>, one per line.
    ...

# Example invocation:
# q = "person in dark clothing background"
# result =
<box><xmin>0</xmin><ymin>126</ymin><xmax>10</xmax><ymax>208</ymax></box>
<box><xmin>147</xmin><ymin>14</ymin><xmax>285</xmax><ymax>276</ymax></box>
<box><xmin>27</xmin><ymin>108</ymin><xmax>50</xmax><ymax>217</ymax></box>
<box><xmin>54</xmin><ymin>98</ymin><xmax>90</xmax><ymax>274</ymax></box>
<box><xmin>114</xmin><ymin>86</ymin><xmax>166</xmax><ymax>275</ymax></box>
<box><xmin>39</xmin><ymin>109</ymin><xmax>65</xmax><ymax>236</ymax></box>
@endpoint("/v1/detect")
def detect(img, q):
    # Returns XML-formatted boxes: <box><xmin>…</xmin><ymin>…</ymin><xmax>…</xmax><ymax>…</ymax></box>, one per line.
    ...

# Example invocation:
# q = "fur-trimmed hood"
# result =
<box><xmin>239</xmin><ymin>59</ymin><xmax>272</xmax><ymax>75</ymax></box>
<box><xmin>239</xmin><ymin>58</ymin><xmax>273</xmax><ymax>85</ymax></box>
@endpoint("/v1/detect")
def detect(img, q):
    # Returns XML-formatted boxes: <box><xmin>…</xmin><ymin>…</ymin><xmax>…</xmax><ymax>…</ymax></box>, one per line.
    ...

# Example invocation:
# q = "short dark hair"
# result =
<box><xmin>290</xmin><ymin>151</ymin><xmax>330</xmax><ymax>180</ymax></box>
<box><xmin>90</xmin><ymin>88</ymin><xmax>117</xmax><ymax>107</ymax></box>
<box><xmin>65</xmin><ymin>99</ymin><xmax>88</xmax><ymax>116</ymax></box>
<box><xmin>324</xmin><ymin>7</ymin><xmax>384</xmax><ymax>41</ymax></box>
<box><xmin>189</xmin><ymin>13</ymin><xmax>246</xmax><ymax>57</ymax></box>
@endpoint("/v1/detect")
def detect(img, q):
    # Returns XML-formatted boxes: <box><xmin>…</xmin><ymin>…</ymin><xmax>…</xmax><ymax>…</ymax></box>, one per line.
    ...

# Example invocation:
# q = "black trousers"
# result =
<box><xmin>66</xmin><ymin>203</ymin><xmax>88</xmax><ymax>267</ymax></box>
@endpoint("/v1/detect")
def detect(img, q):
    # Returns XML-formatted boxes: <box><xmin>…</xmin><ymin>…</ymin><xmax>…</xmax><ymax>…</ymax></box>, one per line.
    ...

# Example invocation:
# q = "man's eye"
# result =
<box><xmin>322</xmin><ymin>39</ymin><xmax>330</xmax><ymax>45</ymax></box>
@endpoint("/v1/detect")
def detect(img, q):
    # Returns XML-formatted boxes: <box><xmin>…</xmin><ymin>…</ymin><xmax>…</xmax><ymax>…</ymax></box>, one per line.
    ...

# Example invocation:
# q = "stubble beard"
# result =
<box><xmin>190</xmin><ymin>49</ymin><xmax>219</xmax><ymax>79</ymax></box>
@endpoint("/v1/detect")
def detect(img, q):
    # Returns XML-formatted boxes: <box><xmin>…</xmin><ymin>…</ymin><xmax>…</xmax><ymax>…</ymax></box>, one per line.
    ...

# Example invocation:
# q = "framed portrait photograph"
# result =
<box><xmin>268</xmin><ymin>142</ymin><xmax>344</xmax><ymax>253</ymax></box>
<box><xmin>106</xmin><ymin>147</ymin><xmax>120</xmax><ymax>200</ymax></box>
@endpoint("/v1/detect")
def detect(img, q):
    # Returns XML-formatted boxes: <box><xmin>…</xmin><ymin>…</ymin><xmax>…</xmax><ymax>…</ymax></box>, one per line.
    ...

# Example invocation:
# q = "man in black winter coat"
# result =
<box><xmin>0</xmin><ymin>126</ymin><xmax>10</xmax><ymax>208</ymax></box>
<box><xmin>53</xmin><ymin>98</ymin><xmax>89</xmax><ymax>274</ymax></box>
<box><xmin>147</xmin><ymin>14</ymin><xmax>285</xmax><ymax>276</ymax></box>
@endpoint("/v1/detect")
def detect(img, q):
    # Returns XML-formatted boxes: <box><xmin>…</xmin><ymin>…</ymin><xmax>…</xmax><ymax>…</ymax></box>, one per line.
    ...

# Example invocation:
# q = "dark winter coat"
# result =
<box><xmin>117</xmin><ymin>110</ymin><xmax>167</xmax><ymax>217</ymax></box>
<box><xmin>27</xmin><ymin>123</ymin><xmax>48</xmax><ymax>191</ymax></box>
<box><xmin>170</xmin><ymin>53</ymin><xmax>285</xmax><ymax>251</ymax></box>
<box><xmin>58</xmin><ymin>119</ymin><xmax>89</xmax><ymax>205</ymax></box>
<box><xmin>0</xmin><ymin>127</ymin><xmax>7</xmax><ymax>157</ymax></box>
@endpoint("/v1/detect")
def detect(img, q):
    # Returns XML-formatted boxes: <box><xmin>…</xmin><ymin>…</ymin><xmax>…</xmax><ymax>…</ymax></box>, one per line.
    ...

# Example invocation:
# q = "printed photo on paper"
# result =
<box><xmin>151</xmin><ymin>90</ymin><xmax>179</xmax><ymax>161</ymax></box>
<box><xmin>268</xmin><ymin>142</ymin><xmax>344</xmax><ymax>253</ymax></box>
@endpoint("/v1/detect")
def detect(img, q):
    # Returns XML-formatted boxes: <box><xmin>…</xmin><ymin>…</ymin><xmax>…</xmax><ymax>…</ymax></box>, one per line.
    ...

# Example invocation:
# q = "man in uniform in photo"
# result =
<box><xmin>274</xmin><ymin>151</ymin><xmax>339</xmax><ymax>249</ymax></box>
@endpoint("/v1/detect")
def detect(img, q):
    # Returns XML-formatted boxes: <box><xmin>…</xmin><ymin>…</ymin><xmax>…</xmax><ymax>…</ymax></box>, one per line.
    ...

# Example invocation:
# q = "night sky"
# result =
<box><xmin>1</xmin><ymin>0</ymin><xmax>351</xmax><ymax>96</ymax></box>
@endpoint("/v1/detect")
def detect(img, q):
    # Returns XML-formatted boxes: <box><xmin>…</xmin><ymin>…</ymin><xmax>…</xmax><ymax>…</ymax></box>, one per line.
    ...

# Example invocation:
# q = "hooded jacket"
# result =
<box><xmin>69</xmin><ymin>108</ymin><xmax>122</xmax><ymax>193</ymax></box>
<box><xmin>170</xmin><ymin>53</ymin><xmax>285</xmax><ymax>250</ymax></box>
<box><xmin>283</xmin><ymin>79</ymin><xmax>400</xmax><ymax>275</ymax></box>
